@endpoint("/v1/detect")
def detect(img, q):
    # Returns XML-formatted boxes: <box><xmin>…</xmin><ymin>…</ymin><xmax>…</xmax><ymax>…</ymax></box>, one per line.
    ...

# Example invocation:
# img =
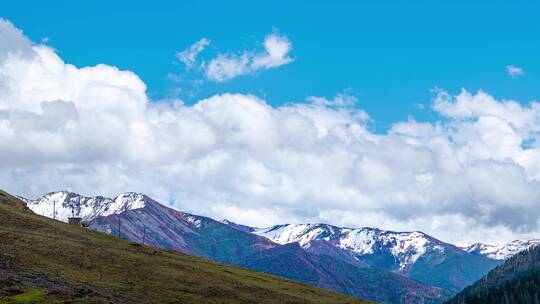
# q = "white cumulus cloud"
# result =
<box><xmin>204</xmin><ymin>33</ymin><xmax>293</xmax><ymax>82</ymax></box>
<box><xmin>2</xmin><ymin>19</ymin><xmax>540</xmax><ymax>245</ymax></box>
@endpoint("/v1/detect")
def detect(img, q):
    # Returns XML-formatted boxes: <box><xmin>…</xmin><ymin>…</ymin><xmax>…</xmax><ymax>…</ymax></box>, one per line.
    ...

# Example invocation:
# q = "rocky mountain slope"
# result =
<box><xmin>242</xmin><ymin>242</ymin><xmax>448</xmax><ymax>304</ymax></box>
<box><xmin>249</xmin><ymin>223</ymin><xmax>501</xmax><ymax>292</ymax></box>
<box><xmin>253</xmin><ymin>224</ymin><xmax>447</xmax><ymax>271</ymax></box>
<box><xmin>0</xmin><ymin>189</ymin><xmax>364</xmax><ymax>304</ymax></box>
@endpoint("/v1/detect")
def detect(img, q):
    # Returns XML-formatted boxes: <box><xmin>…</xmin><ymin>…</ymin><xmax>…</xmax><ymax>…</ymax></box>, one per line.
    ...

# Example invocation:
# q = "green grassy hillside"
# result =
<box><xmin>0</xmin><ymin>190</ymin><xmax>367</xmax><ymax>304</ymax></box>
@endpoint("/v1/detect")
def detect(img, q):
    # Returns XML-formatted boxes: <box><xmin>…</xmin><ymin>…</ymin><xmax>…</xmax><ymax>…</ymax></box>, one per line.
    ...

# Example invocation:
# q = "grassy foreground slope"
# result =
<box><xmin>0</xmin><ymin>190</ymin><xmax>366</xmax><ymax>304</ymax></box>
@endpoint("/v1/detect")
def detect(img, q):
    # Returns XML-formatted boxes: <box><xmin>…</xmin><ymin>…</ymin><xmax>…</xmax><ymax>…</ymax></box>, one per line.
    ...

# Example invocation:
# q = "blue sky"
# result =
<box><xmin>3</xmin><ymin>0</ymin><xmax>539</xmax><ymax>129</ymax></box>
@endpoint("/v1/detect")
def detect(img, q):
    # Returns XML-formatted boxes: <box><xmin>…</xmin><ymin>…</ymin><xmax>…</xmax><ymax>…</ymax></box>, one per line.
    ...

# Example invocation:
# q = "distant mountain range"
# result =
<box><xmin>246</xmin><ymin>223</ymin><xmax>501</xmax><ymax>292</ymax></box>
<box><xmin>447</xmin><ymin>242</ymin><xmax>540</xmax><ymax>303</ymax></box>
<box><xmin>460</xmin><ymin>239</ymin><xmax>540</xmax><ymax>260</ymax></box>
<box><xmin>20</xmin><ymin>191</ymin><xmax>540</xmax><ymax>303</ymax></box>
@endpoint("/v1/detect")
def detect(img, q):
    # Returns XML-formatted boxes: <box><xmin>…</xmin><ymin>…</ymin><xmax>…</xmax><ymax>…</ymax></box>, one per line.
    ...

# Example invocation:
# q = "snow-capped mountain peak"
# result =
<box><xmin>461</xmin><ymin>239</ymin><xmax>540</xmax><ymax>260</ymax></box>
<box><xmin>110</xmin><ymin>192</ymin><xmax>147</xmax><ymax>214</ymax></box>
<box><xmin>23</xmin><ymin>191</ymin><xmax>147</xmax><ymax>223</ymax></box>
<box><xmin>252</xmin><ymin>223</ymin><xmax>445</xmax><ymax>271</ymax></box>
<box><xmin>253</xmin><ymin>224</ymin><xmax>336</xmax><ymax>246</ymax></box>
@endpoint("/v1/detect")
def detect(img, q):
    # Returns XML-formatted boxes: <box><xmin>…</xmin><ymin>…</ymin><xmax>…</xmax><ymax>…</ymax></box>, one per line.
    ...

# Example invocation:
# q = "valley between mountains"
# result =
<box><xmin>18</xmin><ymin>191</ymin><xmax>540</xmax><ymax>303</ymax></box>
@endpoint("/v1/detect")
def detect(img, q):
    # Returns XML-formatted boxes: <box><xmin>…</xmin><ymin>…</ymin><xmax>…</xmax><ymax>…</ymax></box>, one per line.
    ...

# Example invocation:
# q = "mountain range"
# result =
<box><xmin>247</xmin><ymin>223</ymin><xmax>501</xmax><ymax>292</ymax></box>
<box><xmin>460</xmin><ymin>239</ymin><xmax>540</xmax><ymax>260</ymax></box>
<box><xmin>20</xmin><ymin>191</ymin><xmax>540</xmax><ymax>303</ymax></box>
<box><xmin>0</xmin><ymin>189</ymin><xmax>363</xmax><ymax>304</ymax></box>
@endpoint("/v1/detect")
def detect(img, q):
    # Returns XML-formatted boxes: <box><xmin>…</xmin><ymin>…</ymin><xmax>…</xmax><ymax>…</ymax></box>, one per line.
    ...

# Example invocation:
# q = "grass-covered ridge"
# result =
<box><xmin>0</xmin><ymin>189</ymin><xmax>366</xmax><ymax>304</ymax></box>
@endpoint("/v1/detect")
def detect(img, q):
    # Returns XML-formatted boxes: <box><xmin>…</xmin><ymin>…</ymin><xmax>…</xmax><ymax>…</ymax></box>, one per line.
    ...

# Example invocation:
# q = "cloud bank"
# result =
<box><xmin>1</xmin><ymin>19</ymin><xmax>540</xmax><ymax>245</ymax></box>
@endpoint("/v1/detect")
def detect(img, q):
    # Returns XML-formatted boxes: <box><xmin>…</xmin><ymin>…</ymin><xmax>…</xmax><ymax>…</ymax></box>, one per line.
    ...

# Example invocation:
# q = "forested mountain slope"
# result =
<box><xmin>447</xmin><ymin>245</ymin><xmax>540</xmax><ymax>304</ymax></box>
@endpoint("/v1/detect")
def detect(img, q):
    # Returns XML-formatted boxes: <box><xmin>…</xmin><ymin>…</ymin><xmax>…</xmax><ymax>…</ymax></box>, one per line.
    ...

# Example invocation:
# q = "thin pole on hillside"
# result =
<box><xmin>142</xmin><ymin>225</ymin><xmax>146</xmax><ymax>245</ymax></box>
<box><xmin>118</xmin><ymin>216</ymin><xmax>121</xmax><ymax>239</ymax></box>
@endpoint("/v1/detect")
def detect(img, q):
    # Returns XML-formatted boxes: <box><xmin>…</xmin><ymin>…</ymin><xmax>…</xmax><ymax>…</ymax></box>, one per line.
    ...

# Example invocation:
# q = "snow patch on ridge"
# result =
<box><xmin>109</xmin><ymin>192</ymin><xmax>147</xmax><ymax>214</ymax></box>
<box><xmin>461</xmin><ymin>239</ymin><xmax>540</xmax><ymax>260</ymax></box>
<box><xmin>254</xmin><ymin>224</ymin><xmax>333</xmax><ymax>246</ymax></box>
<box><xmin>24</xmin><ymin>191</ymin><xmax>147</xmax><ymax>223</ymax></box>
<box><xmin>253</xmin><ymin>223</ymin><xmax>441</xmax><ymax>270</ymax></box>
<box><xmin>184</xmin><ymin>215</ymin><xmax>202</xmax><ymax>228</ymax></box>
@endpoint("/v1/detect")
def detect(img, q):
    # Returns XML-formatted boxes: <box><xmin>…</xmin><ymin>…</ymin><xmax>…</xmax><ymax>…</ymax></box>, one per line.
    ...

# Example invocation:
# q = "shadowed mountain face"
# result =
<box><xmin>241</xmin><ymin>243</ymin><xmax>450</xmax><ymax>304</ymax></box>
<box><xmin>447</xmin><ymin>245</ymin><xmax>540</xmax><ymax>304</ymax></box>
<box><xmin>23</xmin><ymin>191</ymin><xmax>512</xmax><ymax>303</ymax></box>
<box><xmin>91</xmin><ymin>197</ymin><xmax>276</xmax><ymax>265</ymax></box>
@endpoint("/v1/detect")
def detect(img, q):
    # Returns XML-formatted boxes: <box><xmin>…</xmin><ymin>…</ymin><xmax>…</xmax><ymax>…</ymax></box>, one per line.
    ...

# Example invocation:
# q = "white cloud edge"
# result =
<box><xmin>177</xmin><ymin>38</ymin><xmax>211</xmax><ymax>69</ymax></box>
